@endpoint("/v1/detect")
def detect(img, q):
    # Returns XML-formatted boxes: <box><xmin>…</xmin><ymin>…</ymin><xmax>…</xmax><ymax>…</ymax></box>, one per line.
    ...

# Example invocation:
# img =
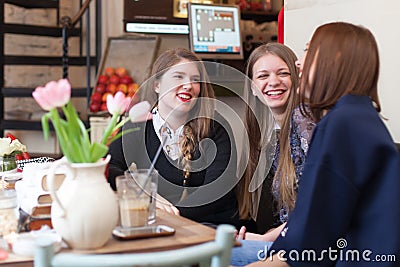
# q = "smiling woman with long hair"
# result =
<box><xmin>236</xmin><ymin>43</ymin><xmax>315</xmax><ymax>236</ymax></box>
<box><xmin>108</xmin><ymin>48</ymin><xmax>240</xmax><ymax>227</ymax></box>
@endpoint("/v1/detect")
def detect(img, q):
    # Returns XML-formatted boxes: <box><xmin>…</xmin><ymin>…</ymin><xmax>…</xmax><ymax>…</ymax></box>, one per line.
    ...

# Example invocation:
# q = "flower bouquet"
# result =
<box><xmin>0</xmin><ymin>135</ymin><xmax>27</xmax><ymax>172</ymax></box>
<box><xmin>32</xmin><ymin>79</ymin><xmax>151</xmax><ymax>163</ymax></box>
<box><xmin>30</xmin><ymin>78</ymin><xmax>152</xmax><ymax>249</ymax></box>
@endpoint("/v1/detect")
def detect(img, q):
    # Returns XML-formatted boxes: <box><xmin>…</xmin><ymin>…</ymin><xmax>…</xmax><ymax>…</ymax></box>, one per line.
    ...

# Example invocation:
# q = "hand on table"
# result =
<box><xmin>235</xmin><ymin>225</ymin><xmax>247</xmax><ymax>240</ymax></box>
<box><xmin>235</xmin><ymin>223</ymin><xmax>287</xmax><ymax>242</ymax></box>
<box><xmin>156</xmin><ymin>194</ymin><xmax>180</xmax><ymax>215</ymax></box>
<box><xmin>235</xmin><ymin>226</ymin><xmax>267</xmax><ymax>241</ymax></box>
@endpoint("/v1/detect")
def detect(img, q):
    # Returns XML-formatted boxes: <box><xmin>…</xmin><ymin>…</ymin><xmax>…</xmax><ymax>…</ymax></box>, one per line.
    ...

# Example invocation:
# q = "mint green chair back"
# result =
<box><xmin>34</xmin><ymin>224</ymin><xmax>235</xmax><ymax>267</ymax></box>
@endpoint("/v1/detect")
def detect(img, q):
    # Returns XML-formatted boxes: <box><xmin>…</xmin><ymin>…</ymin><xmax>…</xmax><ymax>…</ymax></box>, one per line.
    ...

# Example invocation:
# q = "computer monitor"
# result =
<box><xmin>188</xmin><ymin>3</ymin><xmax>243</xmax><ymax>60</ymax></box>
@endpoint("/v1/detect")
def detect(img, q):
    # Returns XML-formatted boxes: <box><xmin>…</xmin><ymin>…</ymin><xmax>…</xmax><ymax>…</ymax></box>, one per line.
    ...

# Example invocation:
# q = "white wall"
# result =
<box><xmin>285</xmin><ymin>0</ymin><xmax>400</xmax><ymax>142</ymax></box>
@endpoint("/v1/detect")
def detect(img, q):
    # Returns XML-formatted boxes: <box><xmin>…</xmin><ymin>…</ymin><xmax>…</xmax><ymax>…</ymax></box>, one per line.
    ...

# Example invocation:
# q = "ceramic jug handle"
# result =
<box><xmin>46</xmin><ymin>157</ymin><xmax>73</xmax><ymax>217</ymax></box>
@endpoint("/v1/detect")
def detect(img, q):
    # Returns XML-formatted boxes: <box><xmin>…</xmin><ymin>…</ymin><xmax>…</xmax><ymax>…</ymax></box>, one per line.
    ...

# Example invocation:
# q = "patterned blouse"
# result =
<box><xmin>271</xmin><ymin>106</ymin><xmax>315</xmax><ymax>223</ymax></box>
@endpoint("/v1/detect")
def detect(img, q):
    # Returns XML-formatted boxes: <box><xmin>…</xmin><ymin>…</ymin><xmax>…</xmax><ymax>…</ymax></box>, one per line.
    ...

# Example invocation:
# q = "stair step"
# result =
<box><xmin>4</xmin><ymin>55</ymin><xmax>97</xmax><ymax>66</ymax></box>
<box><xmin>2</xmin><ymin>120</ymin><xmax>50</xmax><ymax>131</ymax></box>
<box><xmin>1</xmin><ymin>119</ymin><xmax>89</xmax><ymax>131</ymax></box>
<box><xmin>4</xmin><ymin>23</ymin><xmax>81</xmax><ymax>37</ymax></box>
<box><xmin>2</xmin><ymin>87</ymin><xmax>89</xmax><ymax>97</ymax></box>
<box><xmin>5</xmin><ymin>0</ymin><xmax>59</xmax><ymax>9</ymax></box>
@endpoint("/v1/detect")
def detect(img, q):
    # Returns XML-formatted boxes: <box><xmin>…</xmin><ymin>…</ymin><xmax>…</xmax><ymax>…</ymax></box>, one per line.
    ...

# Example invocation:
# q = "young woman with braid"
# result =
<box><xmin>108</xmin><ymin>48</ymin><xmax>239</xmax><ymax>227</ymax></box>
<box><xmin>235</xmin><ymin>43</ymin><xmax>315</xmax><ymax>254</ymax></box>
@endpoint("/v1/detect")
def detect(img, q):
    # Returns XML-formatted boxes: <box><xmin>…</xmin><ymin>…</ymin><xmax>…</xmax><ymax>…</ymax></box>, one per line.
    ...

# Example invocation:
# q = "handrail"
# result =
<box><xmin>59</xmin><ymin>0</ymin><xmax>93</xmax><ymax>79</ymax></box>
<box><xmin>71</xmin><ymin>0</ymin><xmax>92</xmax><ymax>27</ymax></box>
<box><xmin>59</xmin><ymin>0</ymin><xmax>92</xmax><ymax>28</ymax></box>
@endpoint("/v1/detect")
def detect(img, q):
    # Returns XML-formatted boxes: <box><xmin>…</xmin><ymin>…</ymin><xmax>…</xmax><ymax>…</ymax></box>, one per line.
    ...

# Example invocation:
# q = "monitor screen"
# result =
<box><xmin>188</xmin><ymin>3</ymin><xmax>243</xmax><ymax>60</ymax></box>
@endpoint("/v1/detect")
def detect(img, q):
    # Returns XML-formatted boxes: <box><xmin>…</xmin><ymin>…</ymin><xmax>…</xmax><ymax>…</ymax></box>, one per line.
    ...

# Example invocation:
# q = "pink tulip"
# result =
<box><xmin>106</xmin><ymin>92</ymin><xmax>131</xmax><ymax>115</ymax></box>
<box><xmin>129</xmin><ymin>101</ymin><xmax>152</xmax><ymax>123</ymax></box>
<box><xmin>33</xmin><ymin>79</ymin><xmax>71</xmax><ymax>111</ymax></box>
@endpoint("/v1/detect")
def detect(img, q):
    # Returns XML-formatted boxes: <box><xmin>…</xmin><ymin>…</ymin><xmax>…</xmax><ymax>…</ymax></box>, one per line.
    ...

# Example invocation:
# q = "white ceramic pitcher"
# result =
<box><xmin>46</xmin><ymin>154</ymin><xmax>118</xmax><ymax>249</ymax></box>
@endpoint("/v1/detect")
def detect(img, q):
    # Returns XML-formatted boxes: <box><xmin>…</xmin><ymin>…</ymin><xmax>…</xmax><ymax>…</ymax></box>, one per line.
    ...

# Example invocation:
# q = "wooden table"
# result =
<box><xmin>1</xmin><ymin>210</ymin><xmax>216</xmax><ymax>266</ymax></box>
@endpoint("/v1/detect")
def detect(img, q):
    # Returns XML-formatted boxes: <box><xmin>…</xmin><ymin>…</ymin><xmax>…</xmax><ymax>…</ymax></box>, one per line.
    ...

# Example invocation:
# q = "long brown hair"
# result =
<box><xmin>237</xmin><ymin>43</ymin><xmax>299</xmax><ymax>219</ymax></box>
<box><xmin>143</xmin><ymin>48</ymin><xmax>215</xmax><ymax>178</ymax></box>
<box><xmin>299</xmin><ymin>22</ymin><xmax>380</xmax><ymax>121</ymax></box>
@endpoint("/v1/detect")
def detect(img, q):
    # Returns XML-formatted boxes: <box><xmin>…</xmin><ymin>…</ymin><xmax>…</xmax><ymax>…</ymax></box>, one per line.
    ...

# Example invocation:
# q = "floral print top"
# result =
<box><xmin>271</xmin><ymin>106</ymin><xmax>315</xmax><ymax>223</ymax></box>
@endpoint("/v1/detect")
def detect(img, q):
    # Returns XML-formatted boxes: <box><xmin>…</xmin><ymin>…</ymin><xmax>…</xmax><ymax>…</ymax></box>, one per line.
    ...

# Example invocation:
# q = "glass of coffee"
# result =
<box><xmin>116</xmin><ymin>169</ymin><xmax>156</xmax><ymax>228</ymax></box>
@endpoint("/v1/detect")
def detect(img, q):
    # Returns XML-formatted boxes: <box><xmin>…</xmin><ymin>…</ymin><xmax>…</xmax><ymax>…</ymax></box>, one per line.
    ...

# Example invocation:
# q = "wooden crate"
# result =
<box><xmin>89</xmin><ymin>34</ymin><xmax>160</xmax><ymax>118</ymax></box>
<box><xmin>97</xmin><ymin>35</ymin><xmax>160</xmax><ymax>85</ymax></box>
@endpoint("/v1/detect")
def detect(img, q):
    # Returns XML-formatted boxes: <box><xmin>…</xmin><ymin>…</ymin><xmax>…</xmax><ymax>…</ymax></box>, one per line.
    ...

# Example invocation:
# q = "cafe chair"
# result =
<box><xmin>34</xmin><ymin>224</ymin><xmax>235</xmax><ymax>267</ymax></box>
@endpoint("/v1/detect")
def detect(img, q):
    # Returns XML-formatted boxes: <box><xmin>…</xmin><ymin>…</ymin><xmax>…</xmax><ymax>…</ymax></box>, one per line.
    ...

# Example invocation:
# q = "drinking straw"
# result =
<box><xmin>146</xmin><ymin>134</ymin><xmax>168</xmax><ymax>178</ymax></box>
<box><xmin>128</xmin><ymin>133</ymin><xmax>168</xmax><ymax>193</ymax></box>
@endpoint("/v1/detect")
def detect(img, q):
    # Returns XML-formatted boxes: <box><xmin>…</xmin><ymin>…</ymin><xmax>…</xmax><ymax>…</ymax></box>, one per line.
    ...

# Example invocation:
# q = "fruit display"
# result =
<box><xmin>89</xmin><ymin>66</ymin><xmax>140</xmax><ymax>113</ymax></box>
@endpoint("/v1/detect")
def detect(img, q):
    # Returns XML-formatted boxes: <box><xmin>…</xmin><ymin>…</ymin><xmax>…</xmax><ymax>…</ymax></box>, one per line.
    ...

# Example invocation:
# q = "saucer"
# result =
<box><xmin>12</xmin><ymin>230</ymin><xmax>62</xmax><ymax>257</ymax></box>
<box><xmin>3</xmin><ymin>172</ymin><xmax>23</xmax><ymax>182</ymax></box>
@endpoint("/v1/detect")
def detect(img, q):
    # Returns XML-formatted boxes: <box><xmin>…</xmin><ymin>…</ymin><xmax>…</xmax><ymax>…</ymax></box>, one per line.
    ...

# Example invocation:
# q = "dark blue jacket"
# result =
<box><xmin>271</xmin><ymin>95</ymin><xmax>400</xmax><ymax>266</ymax></box>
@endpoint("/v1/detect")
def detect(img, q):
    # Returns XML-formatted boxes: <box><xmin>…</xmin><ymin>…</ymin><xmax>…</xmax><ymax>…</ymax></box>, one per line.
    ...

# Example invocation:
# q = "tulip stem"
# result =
<box><xmin>101</xmin><ymin>113</ymin><xmax>119</xmax><ymax>145</ymax></box>
<box><xmin>113</xmin><ymin>116</ymin><xmax>131</xmax><ymax>133</ymax></box>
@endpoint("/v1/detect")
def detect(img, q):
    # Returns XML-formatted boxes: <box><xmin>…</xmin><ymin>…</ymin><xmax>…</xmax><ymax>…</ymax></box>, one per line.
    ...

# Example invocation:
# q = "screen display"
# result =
<box><xmin>188</xmin><ymin>3</ymin><xmax>243</xmax><ymax>60</ymax></box>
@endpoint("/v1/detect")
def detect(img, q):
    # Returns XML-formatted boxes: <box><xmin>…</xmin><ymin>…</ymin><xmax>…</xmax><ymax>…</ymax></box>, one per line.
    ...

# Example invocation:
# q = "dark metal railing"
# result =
<box><xmin>59</xmin><ymin>0</ymin><xmax>101</xmax><ymax>107</ymax></box>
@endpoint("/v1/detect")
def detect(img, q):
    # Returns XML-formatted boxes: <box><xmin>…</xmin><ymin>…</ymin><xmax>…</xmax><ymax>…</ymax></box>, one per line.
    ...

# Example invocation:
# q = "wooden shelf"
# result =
<box><xmin>1</xmin><ymin>119</ymin><xmax>89</xmax><ymax>131</ymax></box>
<box><xmin>5</xmin><ymin>0</ymin><xmax>59</xmax><ymax>9</ymax></box>
<box><xmin>1</xmin><ymin>120</ymin><xmax>47</xmax><ymax>131</ymax></box>
<box><xmin>4</xmin><ymin>55</ymin><xmax>97</xmax><ymax>66</ymax></box>
<box><xmin>2</xmin><ymin>87</ymin><xmax>89</xmax><ymax>97</ymax></box>
<box><xmin>3</xmin><ymin>23</ymin><xmax>81</xmax><ymax>37</ymax></box>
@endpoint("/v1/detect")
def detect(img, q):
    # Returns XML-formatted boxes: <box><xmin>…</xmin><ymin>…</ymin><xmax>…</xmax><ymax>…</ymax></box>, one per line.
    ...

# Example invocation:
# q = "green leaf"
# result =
<box><xmin>89</xmin><ymin>142</ymin><xmax>108</xmax><ymax>163</ymax></box>
<box><xmin>107</xmin><ymin>127</ymin><xmax>139</xmax><ymax>144</ymax></box>
<box><xmin>77</xmin><ymin>117</ymin><xmax>91</xmax><ymax>149</ymax></box>
<box><xmin>41</xmin><ymin>113</ymin><xmax>51</xmax><ymax>140</ymax></box>
<box><xmin>63</xmin><ymin>103</ymin><xmax>81</xmax><ymax>137</ymax></box>
<box><xmin>49</xmin><ymin>108</ymin><xmax>73</xmax><ymax>162</ymax></box>
<box><xmin>101</xmin><ymin>113</ymin><xmax>119</xmax><ymax>145</ymax></box>
<box><xmin>69</xmin><ymin>137</ymin><xmax>86</xmax><ymax>163</ymax></box>
<box><xmin>112</xmin><ymin>116</ymin><xmax>131</xmax><ymax>132</ymax></box>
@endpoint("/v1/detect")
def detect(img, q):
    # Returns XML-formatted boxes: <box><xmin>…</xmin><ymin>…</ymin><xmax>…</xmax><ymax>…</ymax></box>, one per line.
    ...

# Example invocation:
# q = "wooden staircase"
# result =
<box><xmin>0</xmin><ymin>0</ymin><xmax>101</xmax><ymax>133</ymax></box>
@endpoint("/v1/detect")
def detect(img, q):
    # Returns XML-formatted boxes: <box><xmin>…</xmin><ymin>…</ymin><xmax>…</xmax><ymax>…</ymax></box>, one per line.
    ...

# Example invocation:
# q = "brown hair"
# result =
<box><xmin>143</xmin><ymin>48</ymin><xmax>215</xmax><ymax>179</ymax></box>
<box><xmin>299</xmin><ymin>22</ymin><xmax>380</xmax><ymax>121</ymax></box>
<box><xmin>237</xmin><ymin>43</ymin><xmax>299</xmax><ymax>219</ymax></box>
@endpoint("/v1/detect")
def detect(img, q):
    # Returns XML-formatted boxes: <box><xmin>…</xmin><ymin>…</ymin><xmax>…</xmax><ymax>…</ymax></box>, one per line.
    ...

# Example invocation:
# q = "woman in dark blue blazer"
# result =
<box><xmin>236</xmin><ymin>22</ymin><xmax>400</xmax><ymax>267</ymax></box>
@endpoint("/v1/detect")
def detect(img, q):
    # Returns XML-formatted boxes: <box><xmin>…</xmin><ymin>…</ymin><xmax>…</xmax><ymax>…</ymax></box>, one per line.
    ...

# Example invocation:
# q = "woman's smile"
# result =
<box><xmin>176</xmin><ymin>91</ymin><xmax>193</xmax><ymax>102</ymax></box>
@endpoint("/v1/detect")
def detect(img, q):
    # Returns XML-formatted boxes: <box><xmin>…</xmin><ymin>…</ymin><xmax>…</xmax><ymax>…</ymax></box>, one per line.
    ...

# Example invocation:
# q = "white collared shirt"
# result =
<box><xmin>152</xmin><ymin>108</ymin><xmax>184</xmax><ymax>160</ymax></box>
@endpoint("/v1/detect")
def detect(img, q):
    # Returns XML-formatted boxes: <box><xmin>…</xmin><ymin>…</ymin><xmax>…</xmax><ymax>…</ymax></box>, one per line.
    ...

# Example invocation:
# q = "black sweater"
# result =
<box><xmin>108</xmin><ymin>114</ymin><xmax>239</xmax><ymax>227</ymax></box>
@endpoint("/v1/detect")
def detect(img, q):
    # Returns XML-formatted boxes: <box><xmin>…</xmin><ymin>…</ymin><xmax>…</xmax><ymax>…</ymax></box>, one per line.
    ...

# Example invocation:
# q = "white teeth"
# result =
<box><xmin>264</xmin><ymin>90</ymin><xmax>284</xmax><ymax>96</ymax></box>
<box><xmin>177</xmin><ymin>93</ymin><xmax>191</xmax><ymax>100</ymax></box>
